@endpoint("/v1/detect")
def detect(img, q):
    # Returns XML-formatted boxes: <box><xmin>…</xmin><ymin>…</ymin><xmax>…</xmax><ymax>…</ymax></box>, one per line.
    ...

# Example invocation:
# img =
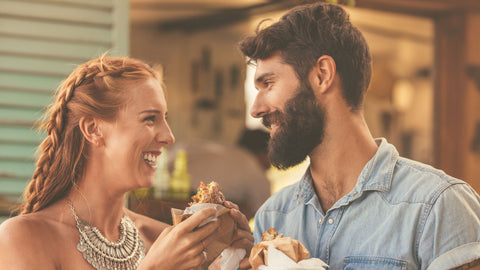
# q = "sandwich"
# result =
<box><xmin>249</xmin><ymin>228</ymin><xmax>310</xmax><ymax>270</ymax></box>
<box><xmin>171</xmin><ymin>181</ymin><xmax>235</xmax><ymax>270</ymax></box>
<box><xmin>189</xmin><ymin>181</ymin><xmax>226</xmax><ymax>206</ymax></box>
<box><xmin>261</xmin><ymin>227</ymin><xmax>283</xmax><ymax>241</ymax></box>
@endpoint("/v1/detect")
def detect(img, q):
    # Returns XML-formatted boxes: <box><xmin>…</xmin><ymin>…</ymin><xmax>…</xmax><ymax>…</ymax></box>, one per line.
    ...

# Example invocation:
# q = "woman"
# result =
<box><xmin>0</xmin><ymin>57</ymin><xmax>253</xmax><ymax>269</ymax></box>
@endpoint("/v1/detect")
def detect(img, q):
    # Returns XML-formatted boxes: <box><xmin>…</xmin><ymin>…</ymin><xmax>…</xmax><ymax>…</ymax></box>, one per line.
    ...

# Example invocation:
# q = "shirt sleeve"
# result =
<box><xmin>253</xmin><ymin>206</ymin><xmax>266</xmax><ymax>245</ymax></box>
<box><xmin>418</xmin><ymin>182</ymin><xmax>480</xmax><ymax>269</ymax></box>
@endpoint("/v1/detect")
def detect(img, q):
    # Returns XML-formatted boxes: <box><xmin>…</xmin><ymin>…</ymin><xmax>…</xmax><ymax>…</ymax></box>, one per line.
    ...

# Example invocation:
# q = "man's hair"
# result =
<box><xmin>239</xmin><ymin>3</ymin><xmax>372</xmax><ymax>110</ymax></box>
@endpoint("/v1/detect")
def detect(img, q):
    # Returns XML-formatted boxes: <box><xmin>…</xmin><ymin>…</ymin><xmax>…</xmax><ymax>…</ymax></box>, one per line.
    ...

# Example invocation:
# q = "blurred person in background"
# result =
<box><xmin>0</xmin><ymin>56</ymin><xmax>253</xmax><ymax>270</ymax></box>
<box><xmin>240</xmin><ymin>2</ymin><xmax>480</xmax><ymax>269</ymax></box>
<box><xmin>237</xmin><ymin>128</ymin><xmax>271</xmax><ymax>171</ymax></box>
<box><xmin>169</xmin><ymin>129</ymin><xmax>271</xmax><ymax>220</ymax></box>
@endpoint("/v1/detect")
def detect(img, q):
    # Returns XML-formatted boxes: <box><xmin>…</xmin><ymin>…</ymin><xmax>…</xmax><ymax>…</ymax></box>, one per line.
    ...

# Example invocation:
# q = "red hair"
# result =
<box><xmin>20</xmin><ymin>57</ymin><xmax>162</xmax><ymax>214</ymax></box>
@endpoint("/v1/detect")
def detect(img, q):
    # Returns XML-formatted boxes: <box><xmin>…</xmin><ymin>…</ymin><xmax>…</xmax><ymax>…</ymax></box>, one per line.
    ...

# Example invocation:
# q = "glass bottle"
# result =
<box><xmin>169</xmin><ymin>149</ymin><xmax>191</xmax><ymax>200</ymax></box>
<box><xmin>153</xmin><ymin>149</ymin><xmax>171</xmax><ymax>199</ymax></box>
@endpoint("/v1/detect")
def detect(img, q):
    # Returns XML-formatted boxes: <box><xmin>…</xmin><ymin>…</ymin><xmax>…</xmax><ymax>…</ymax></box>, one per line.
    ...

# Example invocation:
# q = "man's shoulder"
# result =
<box><xmin>258</xmin><ymin>181</ymin><xmax>302</xmax><ymax>214</ymax></box>
<box><xmin>389</xmin><ymin>157</ymin><xmax>470</xmax><ymax>203</ymax></box>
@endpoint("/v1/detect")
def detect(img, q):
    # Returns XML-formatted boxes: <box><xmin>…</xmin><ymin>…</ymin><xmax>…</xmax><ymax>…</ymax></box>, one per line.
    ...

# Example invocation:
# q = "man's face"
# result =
<box><xmin>252</xmin><ymin>53</ymin><xmax>325</xmax><ymax>170</ymax></box>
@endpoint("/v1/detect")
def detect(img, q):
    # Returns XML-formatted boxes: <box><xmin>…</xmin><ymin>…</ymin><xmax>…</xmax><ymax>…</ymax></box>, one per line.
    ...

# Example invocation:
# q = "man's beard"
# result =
<box><xmin>263</xmin><ymin>83</ymin><xmax>325</xmax><ymax>170</ymax></box>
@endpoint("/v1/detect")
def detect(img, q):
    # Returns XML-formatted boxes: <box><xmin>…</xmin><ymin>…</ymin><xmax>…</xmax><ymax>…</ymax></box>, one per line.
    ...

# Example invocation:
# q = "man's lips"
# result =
<box><xmin>270</xmin><ymin>124</ymin><xmax>279</xmax><ymax>136</ymax></box>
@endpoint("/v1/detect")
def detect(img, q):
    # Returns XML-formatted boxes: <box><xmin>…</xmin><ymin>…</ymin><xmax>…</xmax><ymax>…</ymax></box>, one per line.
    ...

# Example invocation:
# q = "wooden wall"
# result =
<box><xmin>0</xmin><ymin>0</ymin><xmax>129</xmax><ymax>221</ymax></box>
<box><xmin>435</xmin><ymin>11</ymin><xmax>480</xmax><ymax>191</ymax></box>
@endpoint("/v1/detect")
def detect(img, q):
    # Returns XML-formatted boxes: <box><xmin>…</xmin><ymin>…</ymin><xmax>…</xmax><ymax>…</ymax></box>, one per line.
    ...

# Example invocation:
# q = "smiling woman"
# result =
<box><xmin>0</xmin><ymin>56</ymin><xmax>253</xmax><ymax>270</ymax></box>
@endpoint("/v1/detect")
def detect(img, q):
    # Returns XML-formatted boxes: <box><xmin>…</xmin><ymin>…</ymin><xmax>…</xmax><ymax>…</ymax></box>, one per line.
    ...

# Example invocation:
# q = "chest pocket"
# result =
<box><xmin>344</xmin><ymin>256</ymin><xmax>407</xmax><ymax>270</ymax></box>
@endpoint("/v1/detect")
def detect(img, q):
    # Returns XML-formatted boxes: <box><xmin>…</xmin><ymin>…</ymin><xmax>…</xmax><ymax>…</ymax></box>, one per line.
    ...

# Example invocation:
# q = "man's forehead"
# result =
<box><xmin>254</xmin><ymin>55</ymin><xmax>291</xmax><ymax>80</ymax></box>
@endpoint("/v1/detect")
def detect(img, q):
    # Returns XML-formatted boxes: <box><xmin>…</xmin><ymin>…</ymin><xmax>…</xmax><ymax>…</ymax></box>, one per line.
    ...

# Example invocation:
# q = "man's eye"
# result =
<box><xmin>264</xmin><ymin>81</ymin><xmax>273</xmax><ymax>87</ymax></box>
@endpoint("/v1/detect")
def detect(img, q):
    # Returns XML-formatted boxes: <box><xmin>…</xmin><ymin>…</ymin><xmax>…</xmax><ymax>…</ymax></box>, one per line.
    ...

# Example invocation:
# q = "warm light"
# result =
<box><xmin>392</xmin><ymin>79</ymin><xmax>415</xmax><ymax>112</ymax></box>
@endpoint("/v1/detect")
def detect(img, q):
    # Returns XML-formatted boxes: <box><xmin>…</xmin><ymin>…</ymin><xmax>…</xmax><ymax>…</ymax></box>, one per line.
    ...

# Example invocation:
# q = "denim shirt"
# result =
<box><xmin>253</xmin><ymin>138</ymin><xmax>480</xmax><ymax>270</ymax></box>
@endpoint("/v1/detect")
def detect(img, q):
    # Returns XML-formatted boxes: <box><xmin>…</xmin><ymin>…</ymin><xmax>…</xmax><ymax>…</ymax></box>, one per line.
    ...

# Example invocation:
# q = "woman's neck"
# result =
<box><xmin>67</xmin><ymin>178</ymin><xmax>127</xmax><ymax>242</ymax></box>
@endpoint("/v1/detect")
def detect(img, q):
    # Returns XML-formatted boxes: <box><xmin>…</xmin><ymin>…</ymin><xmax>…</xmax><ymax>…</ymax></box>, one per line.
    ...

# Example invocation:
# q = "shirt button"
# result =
<box><xmin>328</xmin><ymin>218</ymin><xmax>334</xmax><ymax>224</ymax></box>
<box><xmin>319</xmin><ymin>218</ymin><xmax>323</xmax><ymax>224</ymax></box>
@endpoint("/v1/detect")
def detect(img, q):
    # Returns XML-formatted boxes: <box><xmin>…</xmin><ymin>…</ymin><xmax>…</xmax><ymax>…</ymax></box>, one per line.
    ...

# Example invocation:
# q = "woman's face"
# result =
<box><xmin>99</xmin><ymin>77</ymin><xmax>174</xmax><ymax>191</ymax></box>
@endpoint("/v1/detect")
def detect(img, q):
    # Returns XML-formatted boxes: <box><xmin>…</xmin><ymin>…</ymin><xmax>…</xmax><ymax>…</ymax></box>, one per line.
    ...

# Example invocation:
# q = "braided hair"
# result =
<box><xmin>20</xmin><ymin>57</ymin><xmax>161</xmax><ymax>214</ymax></box>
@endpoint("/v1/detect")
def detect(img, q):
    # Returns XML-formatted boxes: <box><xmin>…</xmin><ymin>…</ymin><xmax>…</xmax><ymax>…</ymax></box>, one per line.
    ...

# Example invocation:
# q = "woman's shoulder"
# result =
<box><xmin>0</xmin><ymin>212</ymin><xmax>63</xmax><ymax>247</ymax></box>
<box><xmin>0</xmin><ymin>213</ymin><xmax>48</xmax><ymax>238</ymax></box>
<box><xmin>0</xmin><ymin>213</ymin><xmax>59</xmax><ymax>268</ymax></box>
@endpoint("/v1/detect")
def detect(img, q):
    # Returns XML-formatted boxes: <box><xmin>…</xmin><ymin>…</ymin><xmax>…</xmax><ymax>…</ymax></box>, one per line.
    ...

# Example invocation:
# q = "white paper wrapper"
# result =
<box><xmin>183</xmin><ymin>203</ymin><xmax>225</xmax><ymax>227</ymax></box>
<box><xmin>259</xmin><ymin>246</ymin><xmax>328</xmax><ymax>270</ymax></box>
<box><xmin>171</xmin><ymin>203</ymin><xmax>235</xmax><ymax>270</ymax></box>
<box><xmin>219</xmin><ymin>248</ymin><xmax>246</xmax><ymax>270</ymax></box>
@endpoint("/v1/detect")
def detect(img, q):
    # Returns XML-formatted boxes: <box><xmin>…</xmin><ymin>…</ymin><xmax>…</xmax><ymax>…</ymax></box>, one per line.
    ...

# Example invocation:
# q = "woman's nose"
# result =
<box><xmin>156</xmin><ymin>123</ymin><xmax>175</xmax><ymax>146</ymax></box>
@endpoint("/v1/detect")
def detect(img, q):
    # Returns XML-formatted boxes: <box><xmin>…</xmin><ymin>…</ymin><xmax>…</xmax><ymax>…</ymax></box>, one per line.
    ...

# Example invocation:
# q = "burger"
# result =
<box><xmin>171</xmin><ymin>181</ymin><xmax>235</xmax><ymax>270</ymax></box>
<box><xmin>189</xmin><ymin>181</ymin><xmax>226</xmax><ymax>206</ymax></box>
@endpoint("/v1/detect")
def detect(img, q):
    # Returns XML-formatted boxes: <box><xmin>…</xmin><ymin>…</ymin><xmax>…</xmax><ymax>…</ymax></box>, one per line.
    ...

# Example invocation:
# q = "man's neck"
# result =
<box><xmin>309</xmin><ymin>114</ymin><xmax>378</xmax><ymax>212</ymax></box>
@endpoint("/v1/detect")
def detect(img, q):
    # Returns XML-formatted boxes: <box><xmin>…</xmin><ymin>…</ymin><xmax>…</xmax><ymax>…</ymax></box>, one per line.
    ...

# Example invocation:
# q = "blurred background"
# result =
<box><xmin>1</xmin><ymin>0</ymin><xmax>480</xmax><ymax>223</ymax></box>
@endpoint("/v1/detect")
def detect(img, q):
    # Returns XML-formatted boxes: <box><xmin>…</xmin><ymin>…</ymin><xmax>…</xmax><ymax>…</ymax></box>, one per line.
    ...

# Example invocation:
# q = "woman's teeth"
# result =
<box><xmin>143</xmin><ymin>153</ymin><xmax>159</xmax><ymax>166</ymax></box>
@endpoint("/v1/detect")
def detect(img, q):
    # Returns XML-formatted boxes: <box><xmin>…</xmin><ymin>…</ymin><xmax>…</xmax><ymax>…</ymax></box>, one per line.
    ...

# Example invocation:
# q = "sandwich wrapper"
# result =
<box><xmin>171</xmin><ymin>203</ymin><xmax>238</xmax><ymax>270</ymax></box>
<box><xmin>249</xmin><ymin>236</ymin><xmax>328</xmax><ymax>270</ymax></box>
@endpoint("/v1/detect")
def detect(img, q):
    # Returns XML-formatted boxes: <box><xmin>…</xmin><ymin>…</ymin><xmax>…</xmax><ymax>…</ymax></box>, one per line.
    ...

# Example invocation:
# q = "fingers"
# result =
<box><xmin>238</xmin><ymin>257</ymin><xmax>252</xmax><ymax>270</ymax></box>
<box><xmin>230</xmin><ymin>208</ymin><xmax>251</xmax><ymax>233</ymax></box>
<box><xmin>230</xmin><ymin>228</ymin><xmax>254</xmax><ymax>251</ymax></box>
<box><xmin>224</xmin><ymin>201</ymin><xmax>239</xmax><ymax>210</ymax></box>
<box><xmin>178</xmin><ymin>207</ymin><xmax>217</xmax><ymax>232</ymax></box>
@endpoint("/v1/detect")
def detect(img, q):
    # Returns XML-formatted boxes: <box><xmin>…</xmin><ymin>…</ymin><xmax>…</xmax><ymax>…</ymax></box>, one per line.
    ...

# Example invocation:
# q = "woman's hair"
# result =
<box><xmin>20</xmin><ymin>56</ymin><xmax>162</xmax><ymax>214</ymax></box>
<box><xmin>239</xmin><ymin>3</ymin><xmax>372</xmax><ymax>110</ymax></box>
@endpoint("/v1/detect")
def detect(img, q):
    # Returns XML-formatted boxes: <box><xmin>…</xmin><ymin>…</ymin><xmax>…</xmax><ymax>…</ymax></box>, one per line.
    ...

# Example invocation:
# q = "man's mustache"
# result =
<box><xmin>262</xmin><ymin>111</ymin><xmax>284</xmax><ymax>129</ymax></box>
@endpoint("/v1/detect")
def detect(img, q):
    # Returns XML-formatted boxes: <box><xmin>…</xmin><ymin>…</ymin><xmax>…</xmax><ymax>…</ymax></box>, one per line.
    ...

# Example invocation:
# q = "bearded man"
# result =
<box><xmin>239</xmin><ymin>3</ymin><xmax>480</xmax><ymax>269</ymax></box>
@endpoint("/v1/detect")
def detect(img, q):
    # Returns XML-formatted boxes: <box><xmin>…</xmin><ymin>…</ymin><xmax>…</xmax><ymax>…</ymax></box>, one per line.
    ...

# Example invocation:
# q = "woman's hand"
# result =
<box><xmin>139</xmin><ymin>207</ymin><xmax>220</xmax><ymax>270</ymax></box>
<box><xmin>224</xmin><ymin>201</ymin><xmax>254</xmax><ymax>270</ymax></box>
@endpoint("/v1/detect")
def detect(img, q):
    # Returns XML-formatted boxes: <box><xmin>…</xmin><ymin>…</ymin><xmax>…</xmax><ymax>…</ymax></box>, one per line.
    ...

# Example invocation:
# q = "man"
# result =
<box><xmin>239</xmin><ymin>3</ymin><xmax>480</xmax><ymax>269</ymax></box>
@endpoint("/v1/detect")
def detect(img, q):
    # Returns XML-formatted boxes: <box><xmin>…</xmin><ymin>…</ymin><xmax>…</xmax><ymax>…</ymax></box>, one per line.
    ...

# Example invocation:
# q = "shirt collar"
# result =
<box><xmin>358</xmin><ymin>138</ymin><xmax>399</xmax><ymax>193</ymax></box>
<box><xmin>295</xmin><ymin>138</ymin><xmax>399</xmax><ymax>205</ymax></box>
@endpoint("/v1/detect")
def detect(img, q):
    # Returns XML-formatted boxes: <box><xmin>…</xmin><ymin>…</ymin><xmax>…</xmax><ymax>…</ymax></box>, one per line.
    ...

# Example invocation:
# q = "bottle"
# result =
<box><xmin>131</xmin><ymin>187</ymin><xmax>153</xmax><ymax>200</ymax></box>
<box><xmin>153</xmin><ymin>149</ymin><xmax>170</xmax><ymax>199</ymax></box>
<box><xmin>169</xmin><ymin>149</ymin><xmax>192</xmax><ymax>200</ymax></box>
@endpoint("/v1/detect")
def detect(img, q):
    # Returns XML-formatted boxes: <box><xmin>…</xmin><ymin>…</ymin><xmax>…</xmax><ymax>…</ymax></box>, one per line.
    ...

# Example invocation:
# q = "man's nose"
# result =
<box><xmin>250</xmin><ymin>93</ymin><xmax>269</xmax><ymax>118</ymax></box>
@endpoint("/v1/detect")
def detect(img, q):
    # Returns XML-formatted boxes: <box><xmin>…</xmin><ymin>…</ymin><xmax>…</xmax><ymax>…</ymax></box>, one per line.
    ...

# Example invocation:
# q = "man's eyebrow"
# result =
<box><xmin>255</xmin><ymin>72</ymin><xmax>275</xmax><ymax>84</ymax></box>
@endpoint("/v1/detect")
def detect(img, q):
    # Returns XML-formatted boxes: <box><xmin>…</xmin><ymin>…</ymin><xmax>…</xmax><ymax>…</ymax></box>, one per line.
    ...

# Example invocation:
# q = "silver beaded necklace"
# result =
<box><xmin>68</xmin><ymin>200</ymin><xmax>146</xmax><ymax>270</ymax></box>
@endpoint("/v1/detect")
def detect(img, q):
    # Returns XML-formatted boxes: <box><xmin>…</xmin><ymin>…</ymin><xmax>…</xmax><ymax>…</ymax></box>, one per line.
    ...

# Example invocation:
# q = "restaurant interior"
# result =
<box><xmin>0</xmin><ymin>0</ymin><xmax>479</xmax><ymax>224</ymax></box>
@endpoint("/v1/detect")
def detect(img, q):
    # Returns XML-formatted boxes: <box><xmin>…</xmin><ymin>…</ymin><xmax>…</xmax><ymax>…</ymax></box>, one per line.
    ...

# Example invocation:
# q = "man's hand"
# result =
<box><xmin>224</xmin><ymin>201</ymin><xmax>254</xmax><ymax>270</ymax></box>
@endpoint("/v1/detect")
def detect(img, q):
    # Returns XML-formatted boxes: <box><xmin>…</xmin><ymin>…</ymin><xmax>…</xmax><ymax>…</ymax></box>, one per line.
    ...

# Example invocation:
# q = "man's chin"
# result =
<box><xmin>269</xmin><ymin>152</ymin><xmax>308</xmax><ymax>170</ymax></box>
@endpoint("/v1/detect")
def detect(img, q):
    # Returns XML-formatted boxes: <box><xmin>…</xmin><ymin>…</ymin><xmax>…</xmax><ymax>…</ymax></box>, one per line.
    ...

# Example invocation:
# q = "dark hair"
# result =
<box><xmin>239</xmin><ymin>3</ymin><xmax>372</xmax><ymax>110</ymax></box>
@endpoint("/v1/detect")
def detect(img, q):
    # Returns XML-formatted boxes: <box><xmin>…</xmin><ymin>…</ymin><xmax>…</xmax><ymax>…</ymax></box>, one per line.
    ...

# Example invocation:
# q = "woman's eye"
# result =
<box><xmin>144</xmin><ymin>116</ymin><xmax>155</xmax><ymax>123</ymax></box>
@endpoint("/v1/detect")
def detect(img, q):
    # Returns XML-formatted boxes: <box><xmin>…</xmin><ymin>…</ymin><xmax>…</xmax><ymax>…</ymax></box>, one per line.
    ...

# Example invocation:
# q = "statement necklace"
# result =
<box><xmin>68</xmin><ymin>200</ymin><xmax>146</xmax><ymax>270</ymax></box>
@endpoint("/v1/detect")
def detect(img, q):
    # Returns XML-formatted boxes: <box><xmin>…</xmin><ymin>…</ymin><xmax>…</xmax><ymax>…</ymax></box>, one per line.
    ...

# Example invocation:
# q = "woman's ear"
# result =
<box><xmin>309</xmin><ymin>55</ymin><xmax>336</xmax><ymax>95</ymax></box>
<box><xmin>78</xmin><ymin>117</ymin><xmax>103</xmax><ymax>146</ymax></box>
